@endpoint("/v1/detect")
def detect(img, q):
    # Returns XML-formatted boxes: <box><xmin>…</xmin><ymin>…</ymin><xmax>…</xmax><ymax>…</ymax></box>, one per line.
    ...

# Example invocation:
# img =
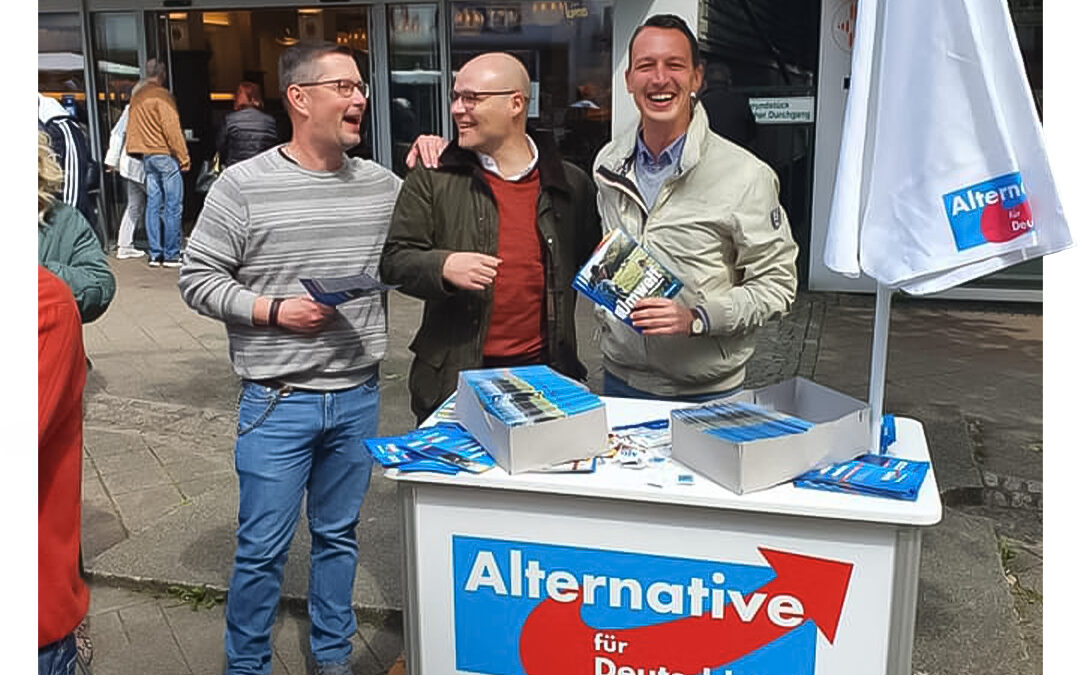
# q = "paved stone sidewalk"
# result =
<box><xmin>85</xmin><ymin>580</ymin><xmax>402</xmax><ymax>675</ymax></box>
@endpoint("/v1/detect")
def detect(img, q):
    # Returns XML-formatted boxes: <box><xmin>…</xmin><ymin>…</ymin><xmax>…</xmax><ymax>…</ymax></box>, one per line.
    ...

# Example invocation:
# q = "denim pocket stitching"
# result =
<box><xmin>237</xmin><ymin>387</ymin><xmax>282</xmax><ymax>436</ymax></box>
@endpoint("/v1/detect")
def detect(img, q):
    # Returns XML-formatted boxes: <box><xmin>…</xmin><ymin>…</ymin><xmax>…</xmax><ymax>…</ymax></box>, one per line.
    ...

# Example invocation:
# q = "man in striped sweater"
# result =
<box><xmin>178</xmin><ymin>41</ymin><xmax>401</xmax><ymax>675</ymax></box>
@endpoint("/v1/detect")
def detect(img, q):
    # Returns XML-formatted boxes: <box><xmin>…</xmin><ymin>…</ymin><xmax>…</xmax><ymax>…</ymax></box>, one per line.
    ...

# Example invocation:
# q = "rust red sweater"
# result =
<box><xmin>38</xmin><ymin>266</ymin><xmax>88</xmax><ymax>647</ymax></box>
<box><xmin>482</xmin><ymin>169</ymin><xmax>545</xmax><ymax>360</ymax></box>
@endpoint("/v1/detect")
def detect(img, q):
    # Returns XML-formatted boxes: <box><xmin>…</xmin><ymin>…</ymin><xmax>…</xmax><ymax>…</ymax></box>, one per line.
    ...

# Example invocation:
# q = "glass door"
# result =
<box><xmin>387</xmin><ymin>4</ymin><xmax>444</xmax><ymax>175</ymax></box>
<box><xmin>39</xmin><ymin>12</ymin><xmax>88</xmax><ymax>124</ymax></box>
<box><xmin>91</xmin><ymin>12</ymin><xmax>142</xmax><ymax>248</ymax></box>
<box><xmin>151</xmin><ymin>7</ymin><xmax>372</xmax><ymax>230</ymax></box>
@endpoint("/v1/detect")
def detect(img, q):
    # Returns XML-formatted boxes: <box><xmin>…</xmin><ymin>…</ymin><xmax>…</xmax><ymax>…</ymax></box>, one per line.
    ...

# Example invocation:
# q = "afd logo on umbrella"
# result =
<box><xmin>451</xmin><ymin>536</ymin><xmax>854</xmax><ymax>675</ymax></box>
<box><xmin>943</xmin><ymin>172</ymin><xmax>1034</xmax><ymax>251</ymax></box>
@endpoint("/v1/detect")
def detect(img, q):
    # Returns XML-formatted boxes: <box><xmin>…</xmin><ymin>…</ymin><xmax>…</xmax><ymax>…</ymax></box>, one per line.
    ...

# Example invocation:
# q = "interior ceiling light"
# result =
<box><xmin>202</xmin><ymin>12</ymin><xmax>230</xmax><ymax>27</ymax></box>
<box><xmin>276</xmin><ymin>27</ymin><xmax>299</xmax><ymax>46</ymax></box>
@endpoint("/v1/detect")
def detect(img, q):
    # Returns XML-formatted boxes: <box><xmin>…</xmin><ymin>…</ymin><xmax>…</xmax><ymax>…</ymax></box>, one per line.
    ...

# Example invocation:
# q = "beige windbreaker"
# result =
<box><xmin>591</xmin><ymin>103</ymin><xmax>798</xmax><ymax>397</ymax></box>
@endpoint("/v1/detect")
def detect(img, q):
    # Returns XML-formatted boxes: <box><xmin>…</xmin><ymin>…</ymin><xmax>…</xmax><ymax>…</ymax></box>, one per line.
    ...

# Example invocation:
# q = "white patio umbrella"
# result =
<box><xmin>824</xmin><ymin>0</ymin><xmax>1072</xmax><ymax>451</ymax></box>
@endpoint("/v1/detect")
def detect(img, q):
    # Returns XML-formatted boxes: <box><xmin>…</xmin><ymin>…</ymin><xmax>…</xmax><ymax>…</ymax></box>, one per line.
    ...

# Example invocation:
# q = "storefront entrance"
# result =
<box><xmin>46</xmin><ymin>1</ymin><xmax>615</xmax><ymax>248</ymax></box>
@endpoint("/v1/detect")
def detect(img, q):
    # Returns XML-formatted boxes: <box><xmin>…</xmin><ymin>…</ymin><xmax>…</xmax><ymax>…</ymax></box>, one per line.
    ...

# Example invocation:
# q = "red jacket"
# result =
<box><xmin>38</xmin><ymin>266</ymin><xmax>88</xmax><ymax>646</ymax></box>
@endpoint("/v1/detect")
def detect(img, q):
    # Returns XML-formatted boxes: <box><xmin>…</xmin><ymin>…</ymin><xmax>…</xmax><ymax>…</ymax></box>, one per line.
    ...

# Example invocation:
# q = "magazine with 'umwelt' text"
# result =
<box><xmin>572</xmin><ymin>227</ymin><xmax>684</xmax><ymax>330</ymax></box>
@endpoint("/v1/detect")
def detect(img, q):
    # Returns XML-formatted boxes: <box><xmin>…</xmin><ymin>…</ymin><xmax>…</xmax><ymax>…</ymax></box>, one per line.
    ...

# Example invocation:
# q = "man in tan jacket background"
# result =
<box><xmin>127</xmin><ymin>58</ymin><xmax>190</xmax><ymax>268</ymax></box>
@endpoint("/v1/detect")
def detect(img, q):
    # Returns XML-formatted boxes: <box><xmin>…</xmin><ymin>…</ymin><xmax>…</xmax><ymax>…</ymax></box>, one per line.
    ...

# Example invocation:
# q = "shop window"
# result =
<box><xmin>449</xmin><ymin>0</ymin><xmax>614</xmax><ymax>173</ymax></box>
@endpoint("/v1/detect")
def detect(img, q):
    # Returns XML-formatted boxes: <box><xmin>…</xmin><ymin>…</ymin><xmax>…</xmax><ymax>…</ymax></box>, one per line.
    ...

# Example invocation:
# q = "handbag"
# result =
<box><xmin>195</xmin><ymin>153</ymin><xmax>221</xmax><ymax>193</ymax></box>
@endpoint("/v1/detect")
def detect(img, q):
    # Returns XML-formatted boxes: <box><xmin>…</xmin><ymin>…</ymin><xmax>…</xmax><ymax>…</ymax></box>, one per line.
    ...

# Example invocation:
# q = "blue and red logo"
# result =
<box><xmin>452</xmin><ymin>536</ymin><xmax>854</xmax><ymax>675</ymax></box>
<box><xmin>942</xmin><ymin>172</ymin><xmax>1034</xmax><ymax>251</ymax></box>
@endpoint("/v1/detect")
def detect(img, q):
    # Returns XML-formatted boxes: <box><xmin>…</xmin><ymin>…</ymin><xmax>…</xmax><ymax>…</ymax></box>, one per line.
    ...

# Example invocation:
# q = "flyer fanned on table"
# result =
<box><xmin>572</xmin><ymin>227</ymin><xmax>683</xmax><ymax>328</ymax></box>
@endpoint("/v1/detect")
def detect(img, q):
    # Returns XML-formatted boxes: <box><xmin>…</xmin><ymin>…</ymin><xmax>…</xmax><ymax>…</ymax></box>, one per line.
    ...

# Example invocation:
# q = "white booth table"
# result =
<box><xmin>388</xmin><ymin>398</ymin><xmax>942</xmax><ymax>675</ymax></box>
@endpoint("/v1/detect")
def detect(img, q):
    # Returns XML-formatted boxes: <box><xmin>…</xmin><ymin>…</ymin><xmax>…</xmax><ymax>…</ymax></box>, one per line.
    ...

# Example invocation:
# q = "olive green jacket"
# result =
<box><xmin>381</xmin><ymin>136</ymin><xmax>601</xmax><ymax>420</ymax></box>
<box><xmin>38</xmin><ymin>202</ymin><xmax>116</xmax><ymax>323</ymax></box>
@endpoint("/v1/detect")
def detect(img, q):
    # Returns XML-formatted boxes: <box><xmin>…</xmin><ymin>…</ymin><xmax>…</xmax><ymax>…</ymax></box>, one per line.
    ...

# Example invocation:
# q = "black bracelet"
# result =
<box><xmin>268</xmin><ymin>298</ymin><xmax>284</xmax><ymax>327</ymax></box>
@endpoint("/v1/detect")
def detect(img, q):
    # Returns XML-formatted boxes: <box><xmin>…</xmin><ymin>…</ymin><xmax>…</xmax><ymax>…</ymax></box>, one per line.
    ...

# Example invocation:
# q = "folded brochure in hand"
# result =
<box><xmin>572</xmin><ymin>227</ymin><xmax>683</xmax><ymax>330</ymax></box>
<box><xmin>300</xmin><ymin>272</ymin><xmax>398</xmax><ymax>306</ymax></box>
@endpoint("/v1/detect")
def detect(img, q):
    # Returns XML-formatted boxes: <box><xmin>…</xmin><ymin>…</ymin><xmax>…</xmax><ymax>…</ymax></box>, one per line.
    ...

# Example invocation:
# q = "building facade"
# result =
<box><xmin>38</xmin><ymin>0</ymin><xmax>1044</xmax><ymax>299</ymax></box>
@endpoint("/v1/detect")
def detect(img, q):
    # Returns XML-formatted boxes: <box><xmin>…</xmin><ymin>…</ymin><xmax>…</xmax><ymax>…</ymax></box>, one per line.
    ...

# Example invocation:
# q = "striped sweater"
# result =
<box><xmin>178</xmin><ymin>148</ymin><xmax>402</xmax><ymax>390</ymax></box>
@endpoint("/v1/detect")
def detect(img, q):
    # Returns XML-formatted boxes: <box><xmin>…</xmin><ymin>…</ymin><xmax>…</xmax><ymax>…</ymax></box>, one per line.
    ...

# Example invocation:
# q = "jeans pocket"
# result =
<box><xmin>236</xmin><ymin>385</ymin><xmax>281</xmax><ymax>436</ymax></box>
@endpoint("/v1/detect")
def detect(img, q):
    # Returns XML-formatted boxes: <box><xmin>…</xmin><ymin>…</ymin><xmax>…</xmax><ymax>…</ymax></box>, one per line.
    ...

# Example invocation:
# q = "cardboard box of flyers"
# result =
<box><xmin>455</xmin><ymin>368</ymin><xmax>609</xmax><ymax>475</ymax></box>
<box><xmin>671</xmin><ymin>377</ymin><xmax>871</xmax><ymax>494</ymax></box>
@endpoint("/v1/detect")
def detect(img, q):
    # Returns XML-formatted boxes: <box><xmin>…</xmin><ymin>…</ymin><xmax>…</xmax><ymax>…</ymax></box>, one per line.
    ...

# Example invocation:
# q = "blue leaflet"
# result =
<box><xmin>793</xmin><ymin>454</ymin><xmax>930</xmax><ymax>501</ymax></box>
<box><xmin>460</xmin><ymin>366</ymin><xmax>604</xmax><ymax>428</ymax></box>
<box><xmin>571</xmin><ymin>227</ymin><xmax>684</xmax><ymax>332</ymax></box>
<box><xmin>672</xmin><ymin>402</ymin><xmax>813</xmax><ymax>443</ymax></box>
<box><xmin>364</xmin><ymin>423</ymin><xmax>495</xmax><ymax>474</ymax></box>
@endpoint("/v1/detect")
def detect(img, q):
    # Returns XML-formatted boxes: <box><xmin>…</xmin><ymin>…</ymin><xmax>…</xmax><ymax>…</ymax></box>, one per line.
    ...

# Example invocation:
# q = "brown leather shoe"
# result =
<box><xmin>386</xmin><ymin>654</ymin><xmax>406</xmax><ymax>675</ymax></box>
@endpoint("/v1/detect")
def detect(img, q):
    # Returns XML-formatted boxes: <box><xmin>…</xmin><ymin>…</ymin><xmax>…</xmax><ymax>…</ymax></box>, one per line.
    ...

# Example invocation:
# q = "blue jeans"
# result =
<box><xmin>39</xmin><ymin>633</ymin><xmax>76</xmax><ymax>675</ymax></box>
<box><xmin>224</xmin><ymin>377</ymin><xmax>379</xmax><ymax>675</ymax></box>
<box><xmin>142</xmin><ymin>154</ymin><xmax>183</xmax><ymax>262</ymax></box>
<box><xmin>602</xmin><ymin>371</ymin><xmax>741</xmax><ymax>402</ymax></box>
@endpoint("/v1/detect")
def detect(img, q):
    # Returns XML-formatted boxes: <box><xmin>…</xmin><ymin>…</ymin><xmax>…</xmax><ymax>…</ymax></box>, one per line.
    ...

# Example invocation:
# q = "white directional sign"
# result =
<box><xmin>749</xmin><ymin>97</ymin><xmax>816</xmax><ymax>124</ymax></box>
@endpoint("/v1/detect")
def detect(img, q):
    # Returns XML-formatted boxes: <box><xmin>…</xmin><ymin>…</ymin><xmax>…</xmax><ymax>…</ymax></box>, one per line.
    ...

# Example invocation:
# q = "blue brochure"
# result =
<box><xmin>365</xmin><ymin>423</ymin><xmax>495</xmax><ymax>474</ymax></box>
<box><xmin>572</xmin><ymin>227</ymin><xmax>683</xmax><ymax>331</ymax></box>
<box><xmin>459</xmin><ymin>365</ymin><xmax>604</xmax><ymax>427</ymax></box>
<box><xmin>793</xmin><ymin>454</ymin><xmax>930</xmax><ymax>501</ymax></box>
<box><xmin>300</xmin><ymin>272</ymin><xmax>398</xmax><ymax>306</ymax></box>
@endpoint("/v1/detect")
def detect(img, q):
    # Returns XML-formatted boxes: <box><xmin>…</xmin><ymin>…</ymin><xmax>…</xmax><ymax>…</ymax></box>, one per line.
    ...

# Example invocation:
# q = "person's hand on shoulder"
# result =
<box><xmin>405</xmin><ymin>135</ymin><xmax>449</xmax><ymax>169</ymax></box>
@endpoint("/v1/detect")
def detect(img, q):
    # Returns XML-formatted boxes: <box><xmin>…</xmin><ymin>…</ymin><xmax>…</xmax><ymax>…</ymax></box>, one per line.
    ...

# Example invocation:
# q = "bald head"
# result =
<box><xmin>459</xmin><ymin>52</ymin><xmax>530</xmax><ymax>95</ymax></box>
<box><xmin>452</xmin><ymin>52</ymin><xmax>531</xmax><ymax>154</ymax></box>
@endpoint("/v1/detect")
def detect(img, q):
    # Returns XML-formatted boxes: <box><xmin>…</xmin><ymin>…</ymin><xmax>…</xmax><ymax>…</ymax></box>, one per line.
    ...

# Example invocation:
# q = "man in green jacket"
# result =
<box><xmin>381</xmin><ymin>52</ymin><xmax>601</xmax><ymax>422</ymax></box>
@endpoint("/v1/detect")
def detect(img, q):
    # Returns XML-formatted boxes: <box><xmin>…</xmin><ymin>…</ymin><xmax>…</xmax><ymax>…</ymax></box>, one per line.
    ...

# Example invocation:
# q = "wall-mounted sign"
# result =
<box><xmin>749</xmin><ymin>97</ymin><xmax>816</xmax><ymax>124</ymax></box>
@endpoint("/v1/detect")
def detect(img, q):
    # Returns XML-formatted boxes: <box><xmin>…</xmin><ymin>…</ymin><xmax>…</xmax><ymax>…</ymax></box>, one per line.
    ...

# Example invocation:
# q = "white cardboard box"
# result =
<box><xmin>455</xmin><ymin>370</ymin><xmax>609</xmax><ymax>474</ymax></box>
<box><xmin>671</xmin><ymin>377</ymin><xmax>871</xmax><ymax>494</ymax></box>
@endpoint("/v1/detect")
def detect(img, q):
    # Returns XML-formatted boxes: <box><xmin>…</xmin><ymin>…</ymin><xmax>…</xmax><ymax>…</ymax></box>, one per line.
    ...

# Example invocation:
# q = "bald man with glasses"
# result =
<box><xmin>381</xmin><ymin>52</ymin><xmax>602</xmax><ymax>423</ymax></box>
<box><xmin>179</xmin><ymin>40</ymin><xmax>401</xmax><ymax>675</ymax></box>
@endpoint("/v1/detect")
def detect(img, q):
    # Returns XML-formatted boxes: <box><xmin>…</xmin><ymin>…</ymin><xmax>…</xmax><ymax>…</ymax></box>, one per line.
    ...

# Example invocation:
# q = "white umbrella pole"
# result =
<box><xmin>868</xmin><ymin>282</ymin><xmax>894</xmax><ymax>453</ymax></box>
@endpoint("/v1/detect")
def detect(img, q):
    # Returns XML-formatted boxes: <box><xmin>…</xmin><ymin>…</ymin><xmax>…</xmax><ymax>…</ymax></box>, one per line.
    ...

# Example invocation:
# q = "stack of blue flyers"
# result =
<box><xmin>460</xmin><ymin>365</ymin><xmax>604</xmax><ymax>428</ymax></box>
<box><xmin>672</xmin><ymin>402</ymin><xmax>813</xmax><ymax>443</ymax></box>
<box><xmin>793</xmin><ymin>454</ymin><xmax>930</xmax><ymax>501</ymax></box>
<box><xmin>364</xmin><ymin>423</ymin><xmax>496</xmax><ymax>475</ymax></box>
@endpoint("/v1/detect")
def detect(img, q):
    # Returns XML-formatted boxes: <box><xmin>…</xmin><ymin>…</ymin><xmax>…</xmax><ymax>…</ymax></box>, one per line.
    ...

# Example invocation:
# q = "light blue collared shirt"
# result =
<box><xmin>633</xmin><ymin>131</ymin><xmax>687</xmax><ymax>211</ymax></box>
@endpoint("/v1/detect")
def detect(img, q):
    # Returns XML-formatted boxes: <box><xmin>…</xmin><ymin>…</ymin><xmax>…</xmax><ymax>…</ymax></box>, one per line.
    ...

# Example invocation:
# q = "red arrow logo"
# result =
<box><xmin>518</xmin><ymin>548</ymin><xmax>853</xmax><ymax>674</ymax></box>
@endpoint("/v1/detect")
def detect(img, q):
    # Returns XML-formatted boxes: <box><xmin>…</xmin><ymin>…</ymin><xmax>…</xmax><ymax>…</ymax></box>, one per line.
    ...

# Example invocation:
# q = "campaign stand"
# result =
<box><xmin>389</xmin><ymin>397</ymin><xmax>942</xmax><ymax>675</ymax></box>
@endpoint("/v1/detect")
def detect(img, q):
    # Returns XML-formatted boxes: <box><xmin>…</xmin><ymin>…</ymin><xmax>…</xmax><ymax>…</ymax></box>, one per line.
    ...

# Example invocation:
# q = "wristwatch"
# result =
<box><xmin>689</xmin><ymin>308</ymin><xmax>706</xmax><ymax>337</ymax></box>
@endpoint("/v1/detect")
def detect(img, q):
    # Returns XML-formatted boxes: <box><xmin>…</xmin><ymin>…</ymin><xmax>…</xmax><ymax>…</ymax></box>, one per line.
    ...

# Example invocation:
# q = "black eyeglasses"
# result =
<box><xmin>294</xmin><ymin>78</ymin><xmax>369</xmax><ymax>99</ymax></box>
<box><xmin>449</xmin><ymin>89</ymin><xmax>521</xmax><ymax>109</ymax></box>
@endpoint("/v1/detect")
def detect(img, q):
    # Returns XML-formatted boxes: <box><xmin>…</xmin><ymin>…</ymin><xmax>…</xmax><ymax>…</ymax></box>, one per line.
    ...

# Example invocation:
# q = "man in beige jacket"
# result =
<box><xmin>592</xmin><ymin>14</ymin><xmax>798</xmax><ymax>400</ymax></box>
<box><xmin>127</xmin><ymin>58</ymin><xmax>190</xmax><ymax>268</ymax></box>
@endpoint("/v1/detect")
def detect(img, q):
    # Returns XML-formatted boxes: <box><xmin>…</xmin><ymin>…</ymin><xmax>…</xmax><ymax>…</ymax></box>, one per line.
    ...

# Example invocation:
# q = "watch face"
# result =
<box><xmin>692</xmin><ymin>317</ymin><xmax>705</xmax><ymax>335</ymax></box>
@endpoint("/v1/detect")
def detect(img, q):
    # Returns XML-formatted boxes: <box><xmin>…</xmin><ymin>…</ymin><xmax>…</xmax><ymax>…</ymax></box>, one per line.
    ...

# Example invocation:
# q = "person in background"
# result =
<box><xmin>38</xmin><ymin>265</ymin><xmax>90</xmax><ymax>675</ymax></box>
<box><xmin>217</xmin><ymin>81</ymin><xmax>279</xmax><ymax>168</ymax></box>
<box><xmin>38</xmin><ymin>93</ymin><xmax>101</xmax><ymax>247</ymax></box>
<box><xmin>39</xmin><ymin>130</ymin><xmax>116</xmax><ymax>324</ymax></box>
<box><xmin>179</xmin><ymin>40</ymin><xmax>401</xmax><ymax>675</ymax></box>
<box><xmin>127</xmin><ymin>58</ymin><xmax>190</xmax><ymax>268</ymax></box>
<box><xmin>592</xmin><ymin>14</ymin><xmax>796</xmax><ymax>400</ymax></box>
<box><xmin>698</xmin><ymin>60</ymin><xmax>758</xmax><ymax>150</ymax></box>
<box><xmin>104</xmin><ymin>80</ymin><xmax>150</xmax><ymax>259</ymax></box>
